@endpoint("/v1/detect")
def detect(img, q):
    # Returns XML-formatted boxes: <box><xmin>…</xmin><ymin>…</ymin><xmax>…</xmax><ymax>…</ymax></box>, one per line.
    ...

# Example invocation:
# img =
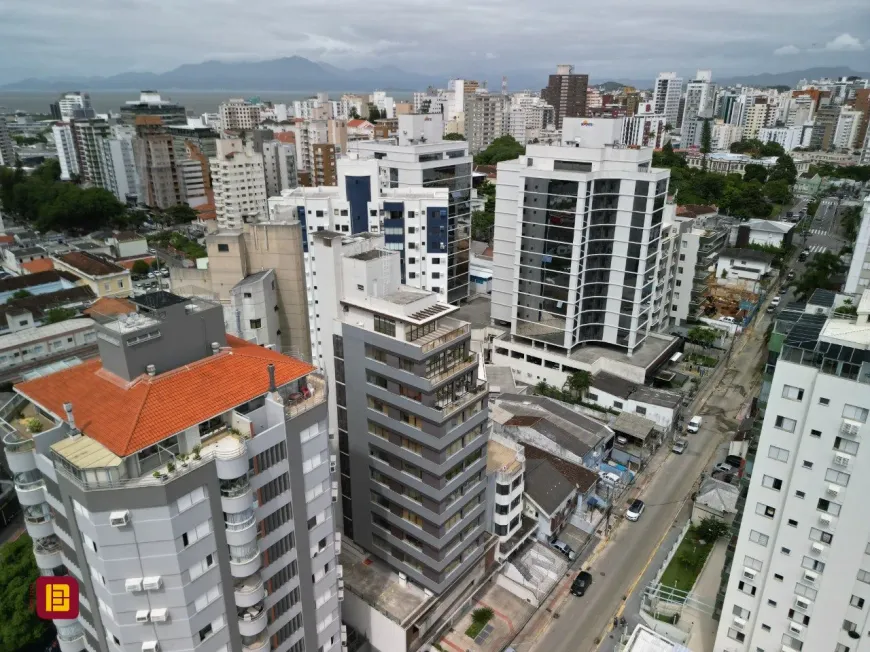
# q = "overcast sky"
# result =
<box><xmin>1</xmin><ymin>0</ymin><xmax>869</xmax><ymax>84</ymax></box>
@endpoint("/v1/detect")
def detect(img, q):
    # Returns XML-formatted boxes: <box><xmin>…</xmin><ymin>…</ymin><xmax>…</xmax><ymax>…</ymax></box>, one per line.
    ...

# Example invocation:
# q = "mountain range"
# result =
<box><xmin>1</xmin><ymin>58</ymin><xmax>867</xmax><ymax>93</ymax></box>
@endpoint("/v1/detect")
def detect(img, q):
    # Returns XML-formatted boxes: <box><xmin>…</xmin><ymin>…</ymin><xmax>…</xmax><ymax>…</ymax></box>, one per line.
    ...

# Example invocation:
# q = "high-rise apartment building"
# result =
<box><xmin>711</xmin><ymin>120</ymin><xmax>744</xmax><ymax>151</ymax></box>
<box><xmin>833</xmin><ymin>109</ymin><xmax>862</xmax><ymax>150</ymax></box>
<box><xmin>262</xmin><ymin>141</ymin><xmax>298</xmax><ymax>197</ymax></box>
<box><xmin>166</xmin><ymin>124</ymin><xmax>219</xmax><ymax>209</ymax></box>
<box><xmin>347</xmin><ymin>114</ymin><xmax>472</xmax><ymax>304</ymax></box>
<box><xmin>713</xmin><ymin>289</ymin><xmax>870</xmax><ymax>652</ymax></box>
<box><xmin>0</xmin><ymin>116</ymin><xmax>16</xmax><ymax>166</ymax></box>
<box><xmin>121</xmin><ymin>91</ymin><xmax>187</xmax><ymax>126</ymax></box>
<box><xmin>464</xmin><ymin>92</ymin><xmax>506</xmax><ymax>153</ymax></box>
<box><xmin>306</xmin><ymin>231</ymin><xmax>493</xmax><ymax>595</ymax></box>
<box><xmin>505</xmin><ymin>92</ymin><xmax>550</xmax><ymax>145</ymax></box>
<box><xmin>3</xmin><ymin>291</ymin><xmax>340</xmax><ymax>652</ymax></box>
<box><xmin>743</xmin><ymin>96</ymin><xmax>777</xmax><ymax>140</ymax></box>
<box><xmin>70</xmin><ymin>118</ymin><xmax>113</xmax><ymax>187</ymax></box>
<box><xmin>134</xmin><ymin>117</ymin><xmax>183</xmax><ymax>209</ymax></box>
<box><xmin>844</xmin><ymin>198</ymin><xmax>870</xmax><ymax>293</ymax></box>
<box><xmin>51</xmin><ymin>92</ymin><xmax>93</xmax><ymax>121</ymax></box>
<box><xmin>681</xmin><ymin>70</ymin><xmax>715</xmax><ymax>147</ymax></box>
<box><xmin>541</xmin><ymin>64</ymin><xmax>589</xmax><ymax>129</ymax></box>
<box><xmin>52</xmin><ymin>122</ymin><xmax>80</xmax><ymax>179</ymax></box>
<box><xmin>102</xmin><ymin>124</ymin><xmax>139</xmax><ymax>204</ymax></box>
<box><xmin>810</xmin><ymin>103</ymin><xmax>841</xmax><ymax>151</ymax></box>
<box><xmin>853</xmin><ymin>89</ymin><xmax>870</xmax><ymax>154</ymax></box>
<box><xmin>220</xmin><ymin>99</ymin><xmax>263</xmax><ymax>133</ymax></box>
<box><xmin>211</xmin><ymin>138</ymin><xmax>269</xmax><ymax>229</ymax></box>
<box><xmin>490</xmin><ymin>129</ymin><xmax>674</xmax><ymax>355</ymax></box>
<box><xmin>652</xmin><ymin>72</ymin><xmax>683</xmax><ymax>129</ymax></box>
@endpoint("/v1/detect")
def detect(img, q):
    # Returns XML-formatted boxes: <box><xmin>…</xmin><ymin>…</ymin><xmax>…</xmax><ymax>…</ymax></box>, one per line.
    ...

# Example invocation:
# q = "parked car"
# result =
<box><xmin>713</xmin><ymin>462</ymin><xmax>734</xmax><ymax>473</ymax></box>
<box><xmin>719</xmin><ymin>316</ymin><xmax>736</xmax><ymax>324</ymax></box>
<box><xmin>725</xmin><ymin>455</ymin><xmax>744</xmax><ymax>468</ymax></box>
<box><xmin>771</xmin><ymin>296</ymin><xmax>781</xmax><ymax>307</ymax></box>
<box><xmin>766</xmin><ymin>304</ymin><xmax>775</xmax><ymax>313</ymax></box>
<box><xmin>786</xmin><ymin>271</ymin><xmax>796</xmax><ymax>280</ymax></box>
<box><xmin>551</xmin><ymin>539</ymin><xmax>577</xmax><ymax>561</ymax></box>
<box><xmin>687</xmin><ymin>416</ymin><xmax>702</xmax><ymax>433</ymax></box>
<box><xmin>626</xmin><ymin>499</ymin><xmax>645</xmax><ymax>522</ymax></box>
<box><xmin>798</xmin><ymin>252</ymin><xmax>808</xmax><ymax>262</ymax></box>
<box><xmin>571</xmin><ymin>571</ymin><xmax>593</xmax><ymax>597</ymax></box>
<box><xmin>672</xmin><ymin>438</ymin><xmax>688</xmax><ymax>454</ymax></box>
<box><xmin>599</xmin><ymin>471</ymin><xmax>621</xmax><ymax>484</ymax></box>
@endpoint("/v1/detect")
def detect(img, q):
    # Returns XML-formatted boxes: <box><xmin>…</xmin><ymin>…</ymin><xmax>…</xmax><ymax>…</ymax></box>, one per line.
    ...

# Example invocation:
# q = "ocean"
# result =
<box><xmin>0</xmin><ymin>90</ymin><xmax>414</xmax><ymax>116</ymax></box>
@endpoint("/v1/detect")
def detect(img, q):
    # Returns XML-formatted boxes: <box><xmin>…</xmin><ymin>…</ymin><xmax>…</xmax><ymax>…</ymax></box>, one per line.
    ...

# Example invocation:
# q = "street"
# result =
<box><xmin>801</xmin><ymin>197</ymin><xmax>846</xmax><ymax>255</ymax></box>
<box><xmin>520</xmin><ymin>311</ymin><xmax>773</xmax><ymax>652</ymax></box>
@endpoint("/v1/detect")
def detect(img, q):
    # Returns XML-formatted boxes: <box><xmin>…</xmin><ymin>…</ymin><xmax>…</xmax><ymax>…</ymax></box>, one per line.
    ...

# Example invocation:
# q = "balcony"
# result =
<box><xmin>238</xmin><ymin>601</ymin><xmax>267</xmax><ymax>637</ymax></box>
<box><xmin>229</xmin><ymin>543</ymin><xmax>262</xmax><ymax>578</ymax></box>
<box><xmin>33</xmin><ymin>535</ymin><xmax>62</xmax><ymax>569</ymax></box>
<box><xmin>435</xmin><ymin>383</ymin><xmax>488</xmax><ymax>418</ymax></box>
<box><xmin>221</xmin><ymin>478</ymin><xmax>253</xmax><ymax>513</ymax></box>
<box><xmin>234</xmin><ymin>573</ymin><xmax>265</xmax><ymax>608</ymax></box>
<box><xmin>283</xmin><ymin>372</ymin><xmax>327</xmax><ymax>420</ymax></box>
<box><xmin>225</xmin><ymin>508</ymin><xmax>257</xmax><ymax>546</ymax></box>
<box><xmin>14</xmin><ymin>471</ymin><xmax>45</xmax><ymax>506</ymax></box>
<box><xmin>426</xmin><ymin>353</ymin><xmax>478</xmax><ymax>385</ymax></box>
<box><xmin>241</xmin><ymin>632</ymin><xmax>270</xmax><ymax>652</ymax></box>
<box><xmin>204</xmin><ymin>430</ymin><xmax>248</xmax><ymax>480</ymax></box>
<box><xmin>3</xmin><ymin>430</ymin><xmax>36</xmax><ymax>474</ymax></box>
<box><xmin>407</xmin><ymin>319</ymin><xmax>470</xmax><ymax>353</ymax></box>
<box><xmin>56</xmin><ymin>622</ymin><xmax>85</xmax><ymax>652</ymax></box>
<box><xmin>24</xmin><ymin>504</ymin><xmax>55</xmax><ymax>539</ymax></box>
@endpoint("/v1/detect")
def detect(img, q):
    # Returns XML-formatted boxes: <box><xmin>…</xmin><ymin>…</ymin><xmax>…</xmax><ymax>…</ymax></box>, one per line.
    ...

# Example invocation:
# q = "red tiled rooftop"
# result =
<box><xmin>83</xmin><ymin>296</ymin><xmax>136</xmax><ymax>318</ymax></box>
<box><xmin>56</xmin><ymin>251</ymin><xmax>127</xmax><ymax>276</ymax></box>
<box><xmin>21</xmin><ymin>259</ymin><xmax>55</xmax><ymax>274</ymax></box>
<box><xmin>676</xmin><ymin>204</ymin><xmax>718</xmax><ymax>218</ymax></box>
<box><xmin>0</xmin><ymin>234</ymin><xmax>15</xmax><ymax>245</ymax></box>
<box><xmin>16</xmin><ymin>336</ymin><xmax>315</xmax><ymax>457</ymax></box>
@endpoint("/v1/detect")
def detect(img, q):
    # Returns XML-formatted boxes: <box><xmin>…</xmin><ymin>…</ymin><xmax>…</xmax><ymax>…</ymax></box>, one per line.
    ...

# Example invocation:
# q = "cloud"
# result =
<box><xmin>485</xmin><ymin>52</ymin><xmax>497</xmax><ymax>60</ymax></box>
<box><xmin>773</xmin><ymin>45</ymin><xmax>800</xmax><ymax>56</ymax></box>
<box><xmin>823</xmin><ymin>33</ymin><xmax>864</xmax><ymax>51</ymax></box>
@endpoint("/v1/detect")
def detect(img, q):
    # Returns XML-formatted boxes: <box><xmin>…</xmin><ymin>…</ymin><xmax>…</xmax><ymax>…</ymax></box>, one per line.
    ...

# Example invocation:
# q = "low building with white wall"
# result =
<box><xmin>227</xmin><ymin>269</ymin><xmax>280</xmax><ymax>348</ymax></box>
<box><xmin>0</xmin><ymin>317</ymin><xmax>97</xmax><ymax>372</ymax></box>
<box><xmin>586</xmin><ymin>371</ymin><xmax>681</xmax><ymax>430</ymax></box>
<box><xmin>715</xmin><ymin>248</ymin><xmax>775</xmax><ymax>292</ymax></box>
<box><xmin>485</xmin><ymin>434</ymin><xmax>536</xmax><ymax>561</ymax></box>
<box><xmin>736</xmin><ymin>219</ymin><xmax>795</xmax><ymax>248</ymax></box>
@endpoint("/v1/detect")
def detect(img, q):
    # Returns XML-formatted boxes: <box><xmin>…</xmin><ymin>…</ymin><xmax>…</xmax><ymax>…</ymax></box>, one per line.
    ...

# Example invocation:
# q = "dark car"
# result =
<box><xmin>571</xmin><ymin>570</ymin><xmax>593</xmax><ymax>596</ymax></box>
<box><xmin>725</xmin><ymin>455</ymin><xmax>744</xmax><ymax>468</ymax></box>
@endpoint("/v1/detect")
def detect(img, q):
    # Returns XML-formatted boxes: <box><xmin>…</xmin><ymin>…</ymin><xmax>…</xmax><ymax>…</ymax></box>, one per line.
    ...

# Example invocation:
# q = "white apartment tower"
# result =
<box><xmin>3</xmin><ymin>291</ymin><xmax>341</xmax><ymax>652</ymax></box>
<box><xmin>219</xmin><ymin>99</ymin><xmax>263</xmax><ymax>133</ymax></box>
<box><xmin>55</xmin><ymin>92</ymin><xmax>93</xmax><ymax>120</ymax></box>
<box><xmin>262</xmin><ymin>141</ymin><xmax>298</xmax><ymax>197</ymax></box>
<box><xmin>681</xmin><ymin>70</ymin><xmax>715</xmax><ymax>147</ymax></box>
<box><xmin>491</xmin><ymin>129</ymin><xmax>674</xmax><ymax>355</ymax></box>
<box><xmin>844</xmin><ymin>197</ymin><xmax>870</xmax><ymax>294</ymax></box>
<box><xmin>212</xmin><ymin>138</ymin><xmax>269</xmax><ymax>229</ymax></box>
<box><xmin>833</xmin><ymin>110</ymin><xmax>862</xmax><ymax>151</ymax></box>
<box><xmin>0</xmin><ymin>116</ymin><xmax>15</xmax><ymax>166</ymax></box>
<box><xmin>653</xmin><ymin>72</ymin><xmax>683</xmax><ymax>129</ymax></box>
<box><xmin>53</xmin><ymin>122</ymin><xmax>80</xmax><ymax>180</ymax></box>
<box><xmin>465</xmin><ymin>92</ymin><xmax>506</xmax><ymax>153</ymax></box>
<box><xmin>714</xmin><ymin>291</ymin><xmax>870</xmax><ymax>652</ymax></box>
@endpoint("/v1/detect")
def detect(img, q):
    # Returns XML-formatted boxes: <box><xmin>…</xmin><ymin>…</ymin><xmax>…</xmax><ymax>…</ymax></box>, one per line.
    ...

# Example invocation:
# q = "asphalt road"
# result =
<box><xmin>529</xmin><ymin>315</ymin><xmax>772</xmax><ymax>652</ymax></box>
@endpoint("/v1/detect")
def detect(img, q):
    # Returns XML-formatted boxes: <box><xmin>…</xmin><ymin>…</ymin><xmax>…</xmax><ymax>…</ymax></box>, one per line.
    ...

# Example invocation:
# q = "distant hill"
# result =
<box><xmin>0</xmin><ymin>56</ymin><xmax>441</xmax><ymax>92</ymax></box>
<box><xmin>714</xmin><ymin>67</ymin><xmax>870</xmax><ymax>88</ymax></box>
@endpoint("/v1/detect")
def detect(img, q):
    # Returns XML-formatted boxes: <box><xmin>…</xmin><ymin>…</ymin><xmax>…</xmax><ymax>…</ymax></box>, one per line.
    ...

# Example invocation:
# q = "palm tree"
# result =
<box><xmin>564</xmin><ymin>370</ymin><xmax>592</xmax><ymax>401</ymax></box>
<box><xmin>536</xmin><ymin>380</ymin><xmax>550</xmax><ymax>397</ymax></box>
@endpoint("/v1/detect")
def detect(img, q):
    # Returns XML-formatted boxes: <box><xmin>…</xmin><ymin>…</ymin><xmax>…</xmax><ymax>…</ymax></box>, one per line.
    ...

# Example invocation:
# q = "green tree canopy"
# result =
<box><xmin>763</xmin><ymin>179</ymin><xmax>792</xmax><ymax>205</ymax></box>
<box><xmin>367</xmin><ymin>106</ymin><xmax>381</xmax><ymax>122</ymax></box>
<box><xmin>159</xmin><ymin>204</ymin><xmax>198</xmax><ymax>225</ymax></box>
<box><xmin>742</xmin><ymin>164</ymin><xmax>768</xmax><ymax>184</ymax></box>
<box><xmin>443</xmin><ymin>133</ymin><xmax>466</xmax><ymax>141</ymax></box>
<box><xmin>768</xmin><ymin>154</ymin><xmax>797</xmax><ymax>185</ymax></box>
<box><xmin>132</xmin><ymin>260</ymin><xmax>151</xmax><ymax>276</ymax></box>
<box><xmin>795</xmin><ymin>251</ymin><xmax>845</xmax><ymax>299</ymax></box>
<box><xmin>474</xmin><ymin>135</ymin><xmax>525</xmax><ymax>165</ymax></box>
<box><xmin>0</xmin><ymin>535</ymin><xmax>50</xmax><ymax>650</ymax></box>
<box><xmin>652</xmin><ymin>141</ymin><xmax>686</xmax><ymax>168</ymax></box>
<box><xmin>44</xmin><ymin>307</ymin><xmax>77</xmax><ymax>324</ymax></box>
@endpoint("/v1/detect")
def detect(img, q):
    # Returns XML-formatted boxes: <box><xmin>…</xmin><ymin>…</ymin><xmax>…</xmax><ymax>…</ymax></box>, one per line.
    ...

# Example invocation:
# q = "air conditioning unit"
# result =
<box><xmin>842</xmin><ymin>421</ymin><xmax>861</xmax><ymax>437</ymax></box>
<box><xmin>125</xmin><ymin>578</ymin><xmax>143</xmax><ymax>593</ymax></box>
<box><xmin>135</xmin><ymin>610</ymin><xmax>150</xmax><ymax>623</ymax></box>
<box><xmin>142</xmin><ymin>576</ymin><xmax>162</xmax><ymax>591</ymax></box>
<box><xmin>338</xmin><ymin>587</ymin><xmax>345</xmax><ymax>602</ymax></box>
<box><xmin>794</xmin><ymin>597</ymin><xmax>811</xmax><ymax>611</ymax></box>
<box><xmin>110</xmin><ymin>510</ymin><xmax>130</xmax><ymax>527</ymax></box>
<box><xmin>804</xmin><ymin>570</ymin><xmax>818</xmax><ymax>583</ymax></box>
<box><xmin>788</xmin><ymin>622</ymin><xmax>803</xmax><ymax>635</ymax></box>
<box><xmin>329</xmin><ymin>454</ymin><xmax>337</xmax><ymax>473</ymax></box>
<box><xmin>733</xmin><ymin>617</ymin><xmax>746</xmax><ymax>630</ymax></box>
<box><xmin>142</xmin><ymin>642</ymin><xmax>159</xmax><ymax>652</ymax></box>
<box><xmin>811</xmin><ymin>542</ymin><xmax>825</xmax><ymax>555</ymax></box>
<box><xmin>336</xmin><ymin>564</ymin><xmax>343</xmax><ymax>579</ymax></box>
<box><xmin>742</xmin><ymin>567</ymin><xmax>757</xmax><ymax>580</ymax></box>
<box><xmin>334</xmin><ymin>532</ymin><xmax>342</xmax><ymax>554</ymax></box>
<box><xmin>834</xmin><ymin>453</ymin><xmax>851</xmax><ymax>467</ymax></box>
<box><xmin>150</xmin><ymin>608</ymin><xmax>168</xmax><ymax>623</ymax></box>
<box><xmin>819</xmin><ymin>513</ymin><xmax>833</xmax><ymax>527</ymax></box>
<box><xmin>827</xmin><ymin>484</ymin><xmax>840</xmax><ymax>496</ymax></box>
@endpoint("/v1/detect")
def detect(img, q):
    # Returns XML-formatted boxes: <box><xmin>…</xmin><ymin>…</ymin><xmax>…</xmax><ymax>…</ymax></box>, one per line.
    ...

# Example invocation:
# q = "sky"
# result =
<box><xmin>1</xmin><ymin>0</ymin><xmax>869</xmax><ymax>84</ymax></box>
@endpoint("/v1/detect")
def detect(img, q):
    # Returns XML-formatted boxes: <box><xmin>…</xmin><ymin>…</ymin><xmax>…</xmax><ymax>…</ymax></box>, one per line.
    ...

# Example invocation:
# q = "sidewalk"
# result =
<box><xmin>683</xmin><ymin>539</ymin><xmax>728</xmax><ymax>652</ymax></box>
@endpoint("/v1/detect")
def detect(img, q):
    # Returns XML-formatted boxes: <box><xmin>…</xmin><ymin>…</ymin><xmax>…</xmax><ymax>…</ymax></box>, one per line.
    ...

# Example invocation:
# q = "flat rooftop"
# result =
<box><xmin>570</xmin><ymin>333</ymin><xmax>678</xmax><ymax>369</ymax></box>
<box><xmin>486</xmin><ymin>439</ymin><xmax>522</xmax><ymax>475</ymax></box>
<box><xmin>623</xmin><ymin>624</ymin><xmax>689</xmax><ymax>651</ymax></box>
<box><xmin>340</xmin><ymin>541</ymin><xmax>430</xmax><ymax>626</ymax></box>
<box><xmin>383</xmin><ymin>288</ymin><xmax>431</xmax><ymax>305</ymax></box>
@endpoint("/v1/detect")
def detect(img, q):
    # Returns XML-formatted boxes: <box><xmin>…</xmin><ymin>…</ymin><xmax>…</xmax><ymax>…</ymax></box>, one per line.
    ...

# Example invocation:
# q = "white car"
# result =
<box><xmin>599</xmin><ymin>471</ymin><xmax>621</xmax><ymax>484</ymax></box>
<box><xmin>626</xmin><ymin>499</ymin><xmax>645</xmax><ymax>522</ymax></box>
<box><xmin>771</xmin><ymin>296</ymin><xmax>781</xmax><ymax>307</ymax></box>
<box><xmin>687</xmin><ymin>416</ymin><xmax>702</xmax><ymax>434</ymax></box>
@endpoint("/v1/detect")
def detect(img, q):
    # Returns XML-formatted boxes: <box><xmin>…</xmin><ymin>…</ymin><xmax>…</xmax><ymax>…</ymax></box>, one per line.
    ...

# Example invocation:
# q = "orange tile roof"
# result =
<box><xmin>347</xmin><ymin>119</ymin><xmax>372</xmax><ymax>129</ymax></box>
<box><xmin>275</xmin><ymin>132</ymin><xmax>296</xmax><ymax>144</ymax></box>
<box><xmin>16</xmin><ymin>336</ymin><xmax>315</xmax><ymax>457</ymax></box>
<box><xmin>21</xmin><ymin>259</ymin><xmax>55</xmax><ymax>274</ymax></box>
<box><xmin>83</xmin><ymin>296</ymin><xmax>136</xmax><ymax>318</ymax></box>
<box><xmin>0</xmin><ymin>234</ymin><xmax>15</xmax><ymax>244</ymax></box>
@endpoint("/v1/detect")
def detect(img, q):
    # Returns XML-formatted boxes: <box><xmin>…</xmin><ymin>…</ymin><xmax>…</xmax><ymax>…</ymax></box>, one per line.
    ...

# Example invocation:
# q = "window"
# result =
<box><xmin>636</xmin><ymin>406</ymin><xmax>647</xmax><ymax>416</ymax></box>
<box><xmin>726</xmin><ymin>628</ymin><xmax>745</xmax><ymax>643</ymax></box>
<box><xmin>762</xmin><ymin>475</ymin><xmax>782</xmax><ymax>490</ymax></box>
<box><xmin>817</xmin><ymin>498</ymin><xmax>841</xmax><ymax>516</ymax></box>
<box><xmin>756</xmin><ymin>503</ymin><xmax>775</xmax><ymax>518</ymax></box>
<box><xmin>801</xmin><ymin>556</ymin><xmax>825</xmax><ymax>572</ymax></box>
<box><xmin>782</xmin><ymin>385</ymin><xmax>804</xmax><ymax>401</ymax></box>
<box><xmin>810</xmin><ymin>429</ymin><xmax>821</xmax><ymax>438</ymax></box>
<box><xmin>843</xmin><ymin>620</ymin><xmax>858</xmax><ymax>634</ymax></box>
<box><xmin>749</xmin><ymin>530</ymin><xmax>769</xmax><ymax>546</ymax></box>
<box><xmin>218</xmin><ymin>244</ymin><xmax>229</xmax><ymax>252</ymax></box>
<box><xmin>775</xmin><ymin>415</ymin><xmax>797</xmax><ymax>432</ymax></box>
<box><xmin>809</xmin><ymin>528</ymin><xmax>833</xmax><ymax>544</ymax></box>
<box><xmin>825</xmin><ymin>468</ymin><xmax>850</xmax><ymax>486</ymax></box>
<box><xmin>781</xmin><ymin>547</ymin><xmax>791</xmax><ymax>555</ymax></box>
<box><xmin>819</xmin><ymin>397</ymin><xmax>830</xmax><ymax>405</ymax></box>
<box><xmin>843</xmin><ymin>404</ymin><xmax>868</xmax><ymax>422</ymax></box>
<box><xmin>374</xmin><ymin>314</ymin><xmax>396</xmax><ymax>337</ymax></box>
<box><xmin>613</xmin><ymin>400</ymin><xmax>624</xmax><ymax>409</ymax></box>
<box><xmin>738</xmin><ymin>581</ymin><xmax>756</xmax><ymax>595</ymax></box>
<box><xmin>761</xmin><ymin>624</ymin><xmax>771</xmax><ymax>631</ymax></box>
<box><xmin>850</xmin><ymin>595</ymin><xmax>864</xmax><ymax>609</ymax></box>
<box><xmin>732</xmin><ymin>605</ymin><xmax>750</xmax><ymax>619</ymax></box>
<box><xmin>774</xmin><ymin>573</ymin><xmax>784</xmax><ymax>581</ymax></box>
<box><xmin>745</xmin><ymin>556</ymin><xmax>763</xmax><ymax>571</ymax></box>
<box><xmin>250</xmin><ymin>318</ymin><xmax>262</xmax><ymax>329</ymax></box>
<box><xmin>803</xmin><ymin>460</ymin><xmax>813</xmax><ymax>469</ymax></box>
<box><xmin>795</xmin><ymin>490</ymin><xmax>805</xmax><ymax>498</ymax></box>
<box><xmin>788</xmin><ymin>519</ymin><xmax>798</xmax><ymax>527</ymax></box>
<box><xmin>858</xmin><ymin>569</ymin><xmax>870</xmax><ymax>584</ymax></box>
<box><xmin>768</xmin><ymin>445</ymin><xmax>789</xmax><ymax>462</ymax></box>
<box><xmin>767</xmin><ymin>599</ymin><xmax>777</xmax><ymax>607</ymax></box>
<box><xmin>496</xmin><ymin>483</ymin><xmax>510</xmax><ymax>496</ymax></box>
<box><xmin>834</xmin><ymin>437</ymin><xmax>859</xmax><ymax>454</ymax></box>
<box><xmin>836</xmin><ymin>645</ymin><xmax>851</xmax><ymax>652</ymax></box>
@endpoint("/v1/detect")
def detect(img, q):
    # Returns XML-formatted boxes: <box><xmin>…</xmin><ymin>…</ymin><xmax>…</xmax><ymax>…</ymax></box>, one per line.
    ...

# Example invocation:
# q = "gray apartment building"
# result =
<box><xmin>308</xmin><ymin>231</ymin><xmax>495</xmax><ymax>599</ymax></box>
<box><xmin>4</xmin><ymin>291</ymin><xmax>341</xmax><ymax>652</ymax></box>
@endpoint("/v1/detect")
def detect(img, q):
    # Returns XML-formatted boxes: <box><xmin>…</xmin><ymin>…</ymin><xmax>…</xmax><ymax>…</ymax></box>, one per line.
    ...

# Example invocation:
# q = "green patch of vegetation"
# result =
<box><xmin>794</xmin><ymin>250</ymin><xmax>845</xmax><ymax>299</ymax></box>
<box><xmin>148</xmin><ymin>231</ymin><xmax>206</xmax><ymax>260</ymax></box>
<box><xmin>685</xmin><ymin>353</ymin><xmax>718</xmax><ymax>368</ymax></box>
<box><xmin>807</xmin><ymin>163</ymin><xmax>870</xmax><ymax>184</ymax></box>
<box><xmin>474</xmin><ymin>135</ymin><xmax>525</xmax><ymax>166</ymax></box>
<box><xmin>0</xmin><ymin>534</ymin><xmax>50</xmax><ymax>650</ymax></box>
<box><xmin>44</xmin><ymin>307</ymin><xmax>77</xmax><ymax>325</ymax></box>
<box><xmin>660</xmin><ymin>518</ymin><xmax>729</xmax><ymax>594</ymax></box>
<box><xmin>465</xmin><ymin>607</ymin><xmax>494</xmax><ymax>639</ymax></box>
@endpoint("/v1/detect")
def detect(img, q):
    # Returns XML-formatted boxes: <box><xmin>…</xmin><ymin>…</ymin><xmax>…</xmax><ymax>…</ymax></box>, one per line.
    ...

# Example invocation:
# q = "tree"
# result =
<box><xmin>44</xmin><ymin>307</ymin><xmax>77</xmax><ymax>324</ymax></box>
<box><xmin>474</xmin><ymin>135</ymin><xmax>525</xmax><ymax>165</ymax></box>
<box><xmin>161</xmin><ymin>204</ymin><xmax>198</xmax><ymax>225</ymax></box>
<box><xmin>841</xmin><ymin>205</ymin><xmax>862</xmax><ymax>242</ymax></box>
<box><xmin>794</xmin><ymin>251</ymin><xmax>845</xmax><ymax>299</ymax></box>
<box><xmin>349</xmin><ymin>107</ymin><xmax>361</xmax><ymax>120</ymax></box>
<box><xmin>0</xmin><ymin>535</ymin><xmax>50</xmax><ymax>650</ymax></box>
<box><xmin>686</xmin><ymin>327</ymin><xmax>718</xmax><ymax>348</ymax></box>
<box><xmin>368</xmin><ymin>106</ymin><xmax>381</xmax><ymax>122</ymax></box>
<box><xmin>11</xmin><ymin>290</ymin><xmax>31</xmax><ymax>300</ymax></box>
<box><xmin>768</xmin><ymin>154</ymin><xmax>797</xmax><ymax>185</ymax></box>
<box><xmin>652</xmin><ymin>141</ymin><xmax>686</xmax><ymax>168</ymax></box>
<box><xmin>444</xmin><ymin>133</ymin><xmax>466</xmax><ymax>141</ymax></box>
<box><xmin>742</xmin><ymin>163</ymin><xmax>768</xmax><ymax>184</ymax></box>
<box><xmin>763</xmin><ymin>179</ymin><xmax>791</xmax><ymax>205</ymax></box>
<box><xmin>564</xmin><ymin>370</ymin><xmax>592</xmax><ymax>400</ymax></box>
<box><xmin>696</xmin><ymin>516</ymin><xmax>730</xmax><ymax>541</ymax></box>
<box><xmin>132</xmin><ymin>260</ymin><xmax>151</xmax><ymax>277</ymax></box>
<box><xmin>380</xmin><ymin>108</ymin><xmax>387</xmax><ymax>119</ymax></box>
<box><xmin>699</xmin><ymin>119</ymin><xmax>712</xmax><ymax>171</ymax></box>
<box><xmin>471</xmin><ymin>211</ymin><xmax>494</xmax><ymax>242</ymax></box>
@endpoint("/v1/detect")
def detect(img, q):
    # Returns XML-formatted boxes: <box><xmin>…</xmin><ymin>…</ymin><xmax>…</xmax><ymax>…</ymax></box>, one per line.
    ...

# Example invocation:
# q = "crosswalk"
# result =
<box><xmin>808</xmin><ymin>228</ymin><xmax>828</xmax><ymax>236</ymax></box>
<box><xmin>807</xmin><ymin>244</ymin><xmax>828</xmax><ymax>254</ymax></box>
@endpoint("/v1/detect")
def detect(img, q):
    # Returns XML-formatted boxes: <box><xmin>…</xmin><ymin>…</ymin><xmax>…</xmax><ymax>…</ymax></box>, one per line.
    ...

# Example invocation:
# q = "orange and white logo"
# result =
<box><xmin>36</xmin><ymin>577</ymin><xmax>79</xmax><ymax>620</ymax></box>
